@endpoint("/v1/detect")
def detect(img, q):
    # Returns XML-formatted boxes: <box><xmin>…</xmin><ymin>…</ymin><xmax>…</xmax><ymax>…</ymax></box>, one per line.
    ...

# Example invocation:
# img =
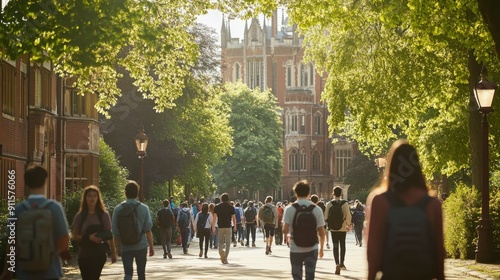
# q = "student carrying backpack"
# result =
<box><xmin>244</xmin><ymin>206</ymin><xmax>257</xmax><ymax>223</ymax></box>
<box><xmin>291</xmin><ymin>204</ymin><xmax>318</xmax><ymax>247</ymax></box>
<box><xmin>381</xmin><ymin>193</ymin><xmax>436</xmax><ymax>279</ymax></box>
<box><xmin>17</xmin><ymin>200</ymin><xmax>54</xmax><ymax>272</ymax></box>
<box><xmin>157</xmin><ymin>207</ymin><xmax>174</xmax><ymax>228</ymax></box>
<box><xmin>260</xmin><ymin>204</ymin><xmax>275</xmax><ymax>224</ymax></box>
<box><xmin>117</xmin><ymin>202</ymin><xmax>141</xmax><ymax>245</ymax></box>
<box><xmin>327</xmin><ymin>199</ymin><xmax>347</xmax><ymax>230</ymax></box>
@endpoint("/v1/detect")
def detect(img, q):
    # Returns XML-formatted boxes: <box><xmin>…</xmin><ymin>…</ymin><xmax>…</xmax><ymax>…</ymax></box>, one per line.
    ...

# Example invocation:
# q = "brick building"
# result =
<box><xmin>1</xmin><ymin>56</ymin><xmax>99</xmax><ymax>202</ymax></box>
<box><xmin>220</xmin><ymin>12</ymin><xmax>357</xmax><ymax>201</ymax></box>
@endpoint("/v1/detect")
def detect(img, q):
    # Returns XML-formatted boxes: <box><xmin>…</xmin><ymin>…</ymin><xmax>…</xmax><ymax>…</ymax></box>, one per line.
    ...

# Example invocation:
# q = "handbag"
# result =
<box><xmin>96</xmin><ymin>230</ymin><xmax>113</xmax><ymax>241</ymax></box>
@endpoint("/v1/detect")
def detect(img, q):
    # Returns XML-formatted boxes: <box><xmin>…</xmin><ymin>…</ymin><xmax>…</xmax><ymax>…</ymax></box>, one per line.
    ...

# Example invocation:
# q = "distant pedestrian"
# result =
<box><xmin>234</xmin><ymin>202</ymin><xmax>245</xmax><ymax>246</ymax></box>
<box><xmin>112</xmin><ymin>181</ymin><xmax>154</xmax><ymax>280</ymax></box>
<box><xmin>72</xmin><ymin>185</ymin><xmax>117</xmax><ymax>279</ymax></box>
<box><xmin>366</xmin><ymin>140</ymin><xmax>445</xmax><ymax>280</ymax></box>
<box><xmin>257</xmin><ymin>196</ymin><xmax>279</xmax><ymax>255</ymax></box>
<box><xmin>317</xmin><ymin>200</ymin><xmax>330</xmax><ymax>249</ymax></box>
<box><xmin>212</xmin><ymin>193</ymin><xmax>236</xmax><ymax>264</ymax></box>
<box><xmin>208</xmin><ymin>203</ymin><xmax>218</xmax><ymax>249</ymax></box>
<box><xmin>243</xmin><ymin>201</ymin><xmax>257</xmax><ymax>247</ymax></box>
<box><xmin>324</xmin><ymin>186</ymin><xmax>351</xmax><ymax>275</ymax></box>
<box><xmin>177</xmin><ymin>202</ymin><xmax>193</xmax><ymax>254</ymax></box>
<box><xmin>352</xmin><ymin>202</ymin><xmax>365</xmax><ymax>247</ymax></box>
<box><xmin>194</xmin><ymin>203</ymin><xmax>212</xmax><ymax>258</ymax></box>
<box><xmin>283</xmin><ymin>180</ymin><xmax>325</xmax><ymax>280</ymax></box>
<box><xmin>156</xmin><ymin>199</ymin><xmax>175</xmax><ymax>259</ymax></box>
<box><xmin>275</xmin><ymin>202</ymin><xmax>284</xmax><ymax>245</ymax></box>
<box><xmin>2</xmin><ymin>165</ymin><xmax>71</xmax><ymax>280</ymax></box>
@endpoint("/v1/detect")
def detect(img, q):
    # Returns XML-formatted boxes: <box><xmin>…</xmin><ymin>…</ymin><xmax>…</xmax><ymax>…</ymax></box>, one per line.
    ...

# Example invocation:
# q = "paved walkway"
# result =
<box><xmin>63</xmin><ymin>230</ymin><xmax>497</xmax><ymax>279</ymax></box>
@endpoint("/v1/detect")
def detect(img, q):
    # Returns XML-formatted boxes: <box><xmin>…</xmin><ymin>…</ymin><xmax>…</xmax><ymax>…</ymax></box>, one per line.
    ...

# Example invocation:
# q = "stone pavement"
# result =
<box><xmin>62</xmin><ymin>230</ymin><xmax>497</xmax><ymax>279</ymax></box>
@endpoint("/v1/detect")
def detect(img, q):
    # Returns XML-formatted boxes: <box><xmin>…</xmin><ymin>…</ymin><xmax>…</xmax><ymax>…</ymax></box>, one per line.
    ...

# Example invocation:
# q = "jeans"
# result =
<box><xmin>199</xmin><ymin>228</ymin><xmax>210</xmax><ymax>255</ymax></box>
<box><xmin>121</xmin><ymin>247</ymin><xmax>147</xmax><ymax>280</ymax></box>
<box><xmin>218</xmin><ymin>227</ymin><xmax>232</xmax><ymax>258</ymax></box>
<box><xmin>290</xmin><ymin>249</ymin><xmax>318</xmax><ymax>280</ymax></box>
<box><xmin>210</xmin><ymin>227</ymin><xmax>219</xmax><ymax>247</ymax></box>
<box><xmin>331</xmin><ymin>231</ymin><xmax>347</xmax><ymax>265</ymax></box>
<box><xmin>246</xmin><ymin>223</ymin><xmax>256</xmax><ymax>244</ymax></box>
<box><xmin>354</xmin><ymin>222</ymin><xmax>363</xmax><ymax>245</ymax></box>
<box><xmin>180</xmin><ymin>227</ymin><xmax>190</xmax><ymax>252</ymax></box>
<box><xmin>159</xmin><ymin>226</ymin><xmax>172</xmax><ymax>255</ymax></box>
<box><xmin>236</xmin><ymin>224</ymin><xmax>244</xmax><ymax>241</ymax></box>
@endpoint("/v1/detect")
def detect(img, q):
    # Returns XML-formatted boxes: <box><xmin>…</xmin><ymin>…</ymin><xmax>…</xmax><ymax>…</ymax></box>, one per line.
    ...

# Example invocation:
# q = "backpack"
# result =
<box><xmin>157</xmin><ymin>208</ymin><xmax>173</xmax><ymax>228</ymax></box>
<box><xmin>244</xmin><ymin>207</ymin><xmax>256</xmax><ymax>223</ymax></box>
<box><xmin>178</xmin><ymin>209</ymin><xmax>190</xmax><ymax>228</ymax></box>
<box><xmin>196</xmin><ymin>212</ymin><xmax>209</xmax><ymax>230</ymax></box>
<box><xmin>17</xmin><ymin>200</ymin><xmax>54</xmax><ymax>272</ymax></box>
<box><xmin>354</xmin><ymin>210</ymin><xmax>365</xmax><ymax>225</ymax></box>
<box><xmin>327</xmin><ymin>200</ymin><xmax>347</xmax><ymax>230</ymax></box>
<box><xmin>117</xmin><ymin>202</ymin><xmax>141</xmax><ymax>245</ymax></box>
<box><xmin>291</xmin><ymin>203</ymin><xmax>318</xmax><ymax>247</ymax></box>
<box><xmin>234</xmin><ymin>207</ymin><xmax>242</xmax><ymax>224</ymax></box>
<box><xmin>260</xmin><ymin>205</ymin><xmax>275</xmax><ymax>224</ymax></box>
<box><xmin>381</xmin><ymin>193</ymin><xmax>436</xmax><ymax>279</ymax></box>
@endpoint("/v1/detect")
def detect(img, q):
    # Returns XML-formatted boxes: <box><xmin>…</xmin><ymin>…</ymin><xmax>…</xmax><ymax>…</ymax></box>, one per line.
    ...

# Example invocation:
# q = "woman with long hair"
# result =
<box><xmin>72</xmin><ymin>185</ymin><xmax>117</xmax><ymax>279</ymax></box>
<box><xmin>194</xmin><ymin>203</ymin><xmax>212</xmax><ymax>258</ymax></box>
<box><xmin>366</xmin><ymin>140</ymin><xmax>445</xmax><ymax>280</ymax></box>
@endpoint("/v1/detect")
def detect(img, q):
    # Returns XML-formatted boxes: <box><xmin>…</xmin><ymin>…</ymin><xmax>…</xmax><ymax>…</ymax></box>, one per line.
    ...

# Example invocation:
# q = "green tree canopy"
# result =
<box><xmin>211</xmin><ymin>82</ymin><xmax>283</xmax><ymax>195</ymax></box>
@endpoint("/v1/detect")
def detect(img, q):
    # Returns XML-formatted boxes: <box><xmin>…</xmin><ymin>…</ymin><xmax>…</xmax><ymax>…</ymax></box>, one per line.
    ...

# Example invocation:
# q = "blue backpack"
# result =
<box><xmin>234</xmin><ymin>207</ymin><xmax>242</xmax><ymax>224</ymax></box>
<box><xmin>381</xmin><ymin>193</ymin><xmax>436</xmax><ymax>279</ymax></box>
<box><xmin>178</xmin><ymin>210</ymin><xmax>190</xmax><ymax>228</ymax></box>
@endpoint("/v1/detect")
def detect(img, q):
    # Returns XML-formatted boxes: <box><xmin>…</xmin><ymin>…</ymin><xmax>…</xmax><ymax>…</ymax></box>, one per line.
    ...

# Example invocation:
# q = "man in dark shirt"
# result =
<box><xmin>212</xmin><ymin>193</ymin><xmax>237</xmax><ymax>264</ymax></box>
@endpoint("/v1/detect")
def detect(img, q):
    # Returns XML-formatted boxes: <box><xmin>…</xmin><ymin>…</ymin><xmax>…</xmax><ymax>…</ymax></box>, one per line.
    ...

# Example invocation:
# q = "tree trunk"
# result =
<box><xmin>468</xmin><ymin>51</ymin><xmax>483</xmax><ymax>191</ymax></box>
<box><xmin>477</xmin><ymin>0</ymin><xmax>500</xmax><ymax>59</ymax></box>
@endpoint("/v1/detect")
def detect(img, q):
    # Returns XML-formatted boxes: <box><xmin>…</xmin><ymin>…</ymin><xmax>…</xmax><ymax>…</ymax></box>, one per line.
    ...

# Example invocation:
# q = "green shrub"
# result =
<box><xmin>443</xmin><ymin>183</ymin><xmax>480</xmax><ymax>259</ymax></box>
<box><xmin>490</xmin><ymin>185</ymin><xmax>500</xmax><ymax>259</ymax></box>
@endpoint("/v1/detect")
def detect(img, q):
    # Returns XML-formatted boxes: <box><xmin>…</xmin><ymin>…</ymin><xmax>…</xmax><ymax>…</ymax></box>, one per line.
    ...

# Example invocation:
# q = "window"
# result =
<box><xmin>20</xmin><ymin>65</ymin><xmax>27</xmax><ymax>119</ymax></box>
<box><xmin>312</xmin><ymin>151</ymin><xmax>321</xmax><ymax>171</ymax></box>
<box><xmin>289</xmin><ymin>114</ymin><xmax>298</xmax><ymax>133</ymax></box>
<box><xmin>65</xmin><ymin>88</ymin><xmax>88</xmax><ymax>117</ymax></box>
<box><xmin>289</xmin><ymin>149</ymin><xmax>298</xmax><ymax>171</ymax></box>
<box><xmin>1</xmin><ymin>62</ymin><xmax>15</xmax><ymax>116</ymax></box>
<box><xmin>286</xmin><ymin>64</ymin><xmax>292</xmax><ymax>87</ymax></box>
<box><xmin>34</xmin><ymin>67</ymin><xmax>52</xmax><ymax>110</ymax></box>
<box><xmin>335</xmin><ymin>148</ymin><xmax>352</xmax><ymax>178</ymax></box>
<box><xmin>0</xmin><ymin>159</ymin><xmax>16</xmax><ymax>199</ymax></box>
<box><xmin>314</xmin><ymin>114</ymin><xmax>321</xmax><ymax>135</ymax></box>
<box><xmin>247</xmin><ymin>60</ymin><xmax>262</xmax><ymax>90</ymax></box>
<box><xmin>300</xmin><ymin>149</ymin><xmax>306</xmax><ymax>171</ymax></box>
<box><xmin>300</xmin><ymin>115</ymin><xmax>306</xmax><ymax>134</ymax></box>
<box><xmin>233</xmin><ymin>63</ymin><xmax>241</xmax><ymax>81</ymax></box>
<box><xmin>309</xmin><ymin>63</ymin><xmax>315</xmax><ymax>86</ymax></box>
<box><xmin>65</xmin><ymin>155</ymin><xmax>88</xmax><ymax>192</ymax></box>
<box><xmin>300</xmin><ymin>63</ymin><xmax>308</xmax><ymax>86</ymax></box>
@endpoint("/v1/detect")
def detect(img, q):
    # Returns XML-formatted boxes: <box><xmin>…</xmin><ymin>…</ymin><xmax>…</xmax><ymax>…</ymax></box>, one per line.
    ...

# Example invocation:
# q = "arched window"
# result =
<box><xmin>289</xmin><ymin>149</ymin><xmax>298</xmax><ymax>171</ymax></box>
<box><xmin>312</xmin><ymin>150</ymin><xmax>321</xmax><ymax>171</ymax></box>
<box><xmin>233</xmin><ymin>62</ymin><xmax>241</xmax><ymax>81</ymax></box>
<box><xmin>300</xmin><ymin>149</ymin><xmax>306</xmax><ymax>171</ymax></box>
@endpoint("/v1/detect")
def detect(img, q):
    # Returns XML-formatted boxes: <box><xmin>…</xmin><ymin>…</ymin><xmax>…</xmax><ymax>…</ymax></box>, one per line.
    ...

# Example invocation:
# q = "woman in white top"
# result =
<box><xmin>194</xmin><ymin>203</ymin><xmax>213</xmax><ymax>258</ymax></box>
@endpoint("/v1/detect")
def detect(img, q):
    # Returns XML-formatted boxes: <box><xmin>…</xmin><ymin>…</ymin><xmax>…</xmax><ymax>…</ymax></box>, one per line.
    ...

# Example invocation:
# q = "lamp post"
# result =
<box><xmin>374</xmin><ymin>157</ymin><xmax>387</xmax><ymax>172</ymax></box>
<box><xmin>135</xmin><ymin>126</ymin><xmax>149</xmax><ymax>202</ymax></box>
<box><xmin>473</xmin><ymin>66</ymin><xmax>497</xmax><ymax>263</ymax></box>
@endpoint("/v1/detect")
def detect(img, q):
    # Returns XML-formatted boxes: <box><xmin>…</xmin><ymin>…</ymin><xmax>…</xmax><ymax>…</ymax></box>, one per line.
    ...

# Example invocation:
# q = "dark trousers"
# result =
<box><xmin>180</xmin><ymin>227</ymin><xmax>190</xmax><ymax>251</ymax></box>
<box><xmin>275</xmin><ymin>224</ymin><xmax>283</xmax><ymax>245</ymax></box>
<box><xmin>290</xmin><ymin>249</ymin><xmax>318</xmax><ymax>280</ymax></box>
<box><xmin>331</xmin><ymin>231</ymin><xmax>347</xmax><ymax>265</ymax></box>
<box><xmin>121</xmin><ymin>247</ymin><xmax>147</xmax><ymax>280</ymax></box>
<box><xmin>199</xmin><ymin>228</ymin><xmax>210</xmax><ymax>255</ymax></box>
<box><xmin>236</xmin><ymin>223</ymin><xmax>244</xmax><ymax>241</ymax></box>
<box><xmin>354</xmin><ymin>222</ymin><xmax>363</xmax><ymax>245</ymax></box>
<box><xmin>245</xmin><ymin>223</ymin><xmax>256</xmax><ymax>244</ymax></box>
<box><xmin>159</xmin><ymin>226</ymin><xmax>172</xmax><ymax>255</ymax></box>
<box><xmin>78</xmin><ymin>250</ymin><xmax>106</xmax><ymax>280</ymax></box>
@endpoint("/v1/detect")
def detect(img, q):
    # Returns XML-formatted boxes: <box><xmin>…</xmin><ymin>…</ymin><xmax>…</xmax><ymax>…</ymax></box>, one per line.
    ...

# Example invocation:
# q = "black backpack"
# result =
<box><xmin>196</xmin><ymin>213</ymin><xmax>209</xmax><ymax>230</ymax></box>
<box><xmin>117</xmin><ymin>202</ymin><xmax>141</xmax><ymax>245</ymax></box>
<box><xmin>327</xmin><ymin>200</ymin><xmax>346</xmax><ymax>230</ymax></box>
<box><xmin>292</xmin><ymin>203</ymin><xmax>318</xmax><ymax>247</ymax></box>
<box><xmin>244</xmin><ymin>207</ymin><xmax>256</xmax><ymax>223</ymax></box>
<box><xmin>381</xmin><ymin>193</ymin><xmax>436</xmax><ymax>279</ymax></box>
<box><xmin>157</xmin><ymin>208</ymin><xmax>173</xmax><ymax>228</ymax></box>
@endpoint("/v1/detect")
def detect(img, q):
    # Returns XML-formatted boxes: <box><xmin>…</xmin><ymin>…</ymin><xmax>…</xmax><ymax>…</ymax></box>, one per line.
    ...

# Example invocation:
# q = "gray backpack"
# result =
<box><xmin>17</xmin><ymin>200</ymin><xmax>54</xmax><ymax>272</ymax></box>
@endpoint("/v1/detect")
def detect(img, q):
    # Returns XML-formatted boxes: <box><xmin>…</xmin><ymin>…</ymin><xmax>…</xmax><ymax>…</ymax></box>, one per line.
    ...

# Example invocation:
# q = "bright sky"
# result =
<box><xmin>196</xmin><ymin>10</ymin><xmax>247</xmax><ymax>45</ymax></box>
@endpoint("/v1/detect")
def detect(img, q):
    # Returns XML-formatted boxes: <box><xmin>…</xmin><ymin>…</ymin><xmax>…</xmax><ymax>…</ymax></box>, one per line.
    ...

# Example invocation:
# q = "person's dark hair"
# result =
<box><xmin>310</xmin><ymin>194</ymin><xmax>319</xmax><ymax>204</ymax></box>
<box><xmin>356</xmin><ymin>203</ymin><xmax>364</xmax><ymax>211</ymax></box>
<box><xmin>235</xmin><ymin>202</ymin><xmax>240</xmax><ymax>207</ymax></box>
<box><xmin>317</xmin><ymin>201</ymin><xmax>326</xmax><ymax>212</ymax></box>
<box><xmin>162</xmin><ymin>199</ymin><xmax>170</xmax><ymax>207</ymax></box>
<box><xmin>214</xmin><ymin>197</ymin><xmax>221</xmax><ymax>204</ymax></box>
<box><xmin>333</xmin><ymin>186</ymin><xmax>342</xmax><ymax>197</ymax></box>
<box><xmin>248</xmin><ymin>201</ymin><xmax>254</xmax><ymax>208</ymax></box>
<box><xmin>293</xmin><ymin>180</ymin><xmax>310</xmax><ymax>198</ymax></box>
<box><xmin>125</xmin><ymin>181</ymin><xmax>140</xmax><ymax>199</ymax></box>
<box><xmin>290</xmin><ymin>196</ymin><xmax>297</xmax><ymax>203</ymax></box>
<box><xmin>79</xmin><ymin>185</ymin><xmax>106</xmax><ymax>213</ymax></box>
<box><xmin>181</xmin><ymin>202</ymin><xmax>188</xmax><ymax>208</ymax></box>
<box><xmin>386</xmin><ymin>140</ymin><xmax>427</xmax><ymax>193</ymax></box>
<box><xmin>221</xmin><ymin>193</ymin><xmax>229</xmax><ymax>202</ymax></box>
<box><xmin>201</xmin><ymin>203</ymin><xmax>209</xmax><ymax>214</ymax></box>
<box><xmin>24</xmin><ymin>165</ymin><xmax>48</xmax><ymax>189</ymax></box>
<box><xmin>265</xmin><ymin>196</ymin><xmax>273</xmax><ymax>203</ymax></box>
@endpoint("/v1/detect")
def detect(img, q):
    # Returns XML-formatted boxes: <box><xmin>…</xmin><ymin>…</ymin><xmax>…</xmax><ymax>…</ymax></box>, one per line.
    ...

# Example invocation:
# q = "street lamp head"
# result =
<box><xmin>375</xmin><ymin>157</ymin><xmax>387</xmax><ymax>169</ymax></box>
<box><xmin>135</xmin><ymin>128</ymin><xmax>148</xmax><ymax>158</ymax></box>
<box><xmin>474</xmin><ymin>66</ymin><xmax>497</xmax><ymax>115</ymax></box>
